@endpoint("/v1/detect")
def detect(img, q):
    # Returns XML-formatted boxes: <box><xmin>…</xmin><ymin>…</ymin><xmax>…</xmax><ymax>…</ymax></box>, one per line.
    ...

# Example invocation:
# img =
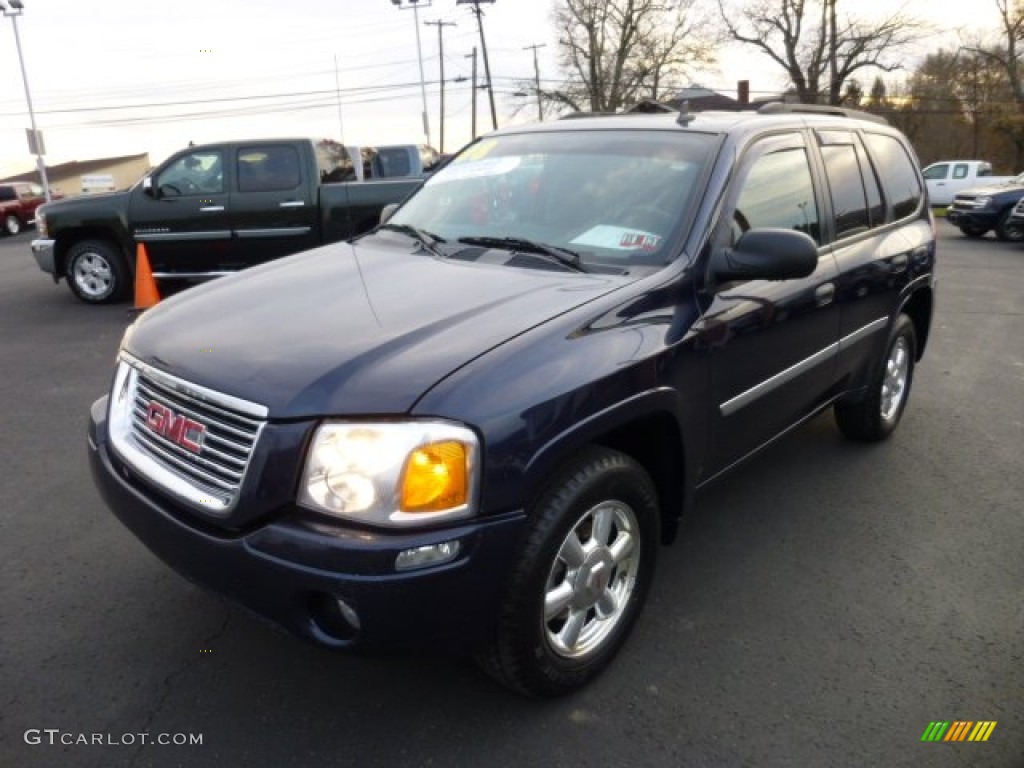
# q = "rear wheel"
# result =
<box><xmin>835</xmin><ymin>314</ymin><xmax>916</xmax><ymax>442</ymax></box>
<box><xmin>4</xmin><ymin>214</ymin><xmax>20</xmax><ymax>236</ymax></box>
<box><xmin>65</xmin><ymin>239</ymin><xmax>130</xmax><ymax>304</ymax></box>
<box><xmin>475</xmin><ymin>447</ymin><xmax>659</xmax><ymax>697</ymax></box>
<box><xmin>994</xmin><ymin>209</ymin><xmax>1024</xmax><ymax>242</ymax></box>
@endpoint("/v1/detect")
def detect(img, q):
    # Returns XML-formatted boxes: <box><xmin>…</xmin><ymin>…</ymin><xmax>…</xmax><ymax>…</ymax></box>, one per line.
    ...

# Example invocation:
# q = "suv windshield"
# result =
<box><xmin>388</xmin><ymin>129</ymin><xmax>715</xmax><ymax>269</ymax></box>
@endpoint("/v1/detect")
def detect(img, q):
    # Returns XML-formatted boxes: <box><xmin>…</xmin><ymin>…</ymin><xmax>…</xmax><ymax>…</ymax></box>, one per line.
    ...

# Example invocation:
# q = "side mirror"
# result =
<box><xmin>711</xmin><ymin>228</ymin><xmax>818</xmax><ymax>283</ymax></box>
<box><xmin>379</xmin><ymin>203</ymin><xmax>399</xmax><ymax>224</ymax></box>
<box><xmin>142</xmin><ymin>176</ymin><xmax>156</xmax><ymax>198</ymax></box>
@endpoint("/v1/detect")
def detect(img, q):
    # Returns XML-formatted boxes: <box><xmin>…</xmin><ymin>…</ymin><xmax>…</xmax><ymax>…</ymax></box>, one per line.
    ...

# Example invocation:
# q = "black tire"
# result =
<box><xmin>4</xmin><ymin>214</ymin><xmax>21</xmax><ymax>236</ymax></box>
<box><xmin>65</xmin><ymin>239</ymin><xmax>130</xmax><ymax>304</ymax></box>
<box><xmin>958</xmin><ymin>224</ymin><xmax>987</xmax><ymax>238</ymax></box>
<box><xmin>994</xmin><ymin>209</ymin><xmax>1024</xmax><ymax>242</ymax></box>
<box><xmin>475</xmin><ymin>446</ymin><xmax>659</xmax><ymax>697</ymax></box>
<box><xmin>835</xmin><ymin>314</ymin><xmax>916</xmax><ymax>442</ymax></box>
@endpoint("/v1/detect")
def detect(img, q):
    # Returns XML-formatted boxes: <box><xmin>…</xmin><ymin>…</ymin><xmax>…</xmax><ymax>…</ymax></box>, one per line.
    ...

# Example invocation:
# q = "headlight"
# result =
<box><xmin>974</xmin><ymin>196</ymin><xmax>992</xmax><ymax>208</ymax></box>
<box><xmin>36</xmin><ymin>210</ymin><xmax>47</xmax><ymax>237</ymax></box>
<box><xmin>298</xmin><ymin>421</ymin><xmax>479</xmax><ymax>526</ymax></box>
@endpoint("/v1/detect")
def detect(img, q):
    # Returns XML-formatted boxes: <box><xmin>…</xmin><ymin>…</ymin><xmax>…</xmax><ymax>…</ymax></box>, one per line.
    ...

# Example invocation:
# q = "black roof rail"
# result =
<box><xmin>757</xmin><ymin>102</ymin><xmax>888</xmax><ymax>125</ymax></box>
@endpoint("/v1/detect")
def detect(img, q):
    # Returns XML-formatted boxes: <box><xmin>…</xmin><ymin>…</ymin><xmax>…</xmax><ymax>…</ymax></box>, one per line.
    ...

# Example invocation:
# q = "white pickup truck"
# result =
<box><xmin>922</xmin><ymin>160</ymin><xmax>1015</xmax><ymax>206</ymax></box>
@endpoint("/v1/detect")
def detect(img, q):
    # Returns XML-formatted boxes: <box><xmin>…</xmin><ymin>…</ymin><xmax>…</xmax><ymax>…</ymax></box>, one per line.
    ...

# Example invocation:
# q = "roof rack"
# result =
<box><xmin>757</xmin><ymin>102</ymin><xmax>888</xmax><ymax>125</ymax></box>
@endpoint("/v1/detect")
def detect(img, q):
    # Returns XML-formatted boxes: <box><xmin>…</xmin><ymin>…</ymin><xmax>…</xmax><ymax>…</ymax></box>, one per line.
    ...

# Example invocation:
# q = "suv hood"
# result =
<box><xmin>957</xmin><ymin>181</ymin><xmax>1024</xmax><ymax>196</ymax></box>
<box><xmin>124</xmin><ymin>239</ymin><xmax>630</xmax><ymax>418</ymax></box>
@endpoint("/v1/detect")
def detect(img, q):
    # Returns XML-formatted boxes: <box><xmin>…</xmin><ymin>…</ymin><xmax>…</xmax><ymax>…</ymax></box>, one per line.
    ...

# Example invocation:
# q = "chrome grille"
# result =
<box><xmin>109</xmin><ymin>355</ymin><xmax>267</xmax><ymax>515</ymax></box>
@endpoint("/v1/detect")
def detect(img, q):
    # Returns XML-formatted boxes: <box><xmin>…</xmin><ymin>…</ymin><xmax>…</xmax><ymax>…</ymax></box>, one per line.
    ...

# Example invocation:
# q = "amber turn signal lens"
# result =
<box><xmin>400</xmin><ymin>441</ymin><xmax>468</xmax><ymax>512</ymax></box>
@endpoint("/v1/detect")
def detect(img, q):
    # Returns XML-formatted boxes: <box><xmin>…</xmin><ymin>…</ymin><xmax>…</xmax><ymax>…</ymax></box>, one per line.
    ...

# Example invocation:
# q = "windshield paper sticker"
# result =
<box><xmin>570</xmin><ymin>225</ymin><xmax>662</xmax><ymax>252</ymax></box>
<box><xmin>426</xmin><ymin>156</ymin><xmax>521</xmax><ymax>186</ymax></box>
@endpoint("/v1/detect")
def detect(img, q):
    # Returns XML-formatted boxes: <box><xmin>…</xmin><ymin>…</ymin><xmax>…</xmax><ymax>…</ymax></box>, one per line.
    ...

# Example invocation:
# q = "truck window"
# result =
<box><xmin>953</xmin><ymin>163</ymin><xmax>970</xmax><ymax>179</ymax></box>
<box><xmin>374</xmin><ymin>147</ymin><xmax>412</xmax><ymax>178</ymax></box>
<box><xmin>0</xmin><ymin>187</ymin><xmax>15</xmax><ymax>202</ymax></box>
<box><xmin>863</xmin><ymin>134</ymin><xmax>923</xmax><ymax>220</ymax></box>
<box><xmin>237</xmin><ymin>146</ymin><xmax>302</xmax><ymax>193</ymax></box>
<box><xmin>157</xmin><ymin>150</ymin><xmax>223</xmax><ymax>197</ymax></box>
<box><xmin>314</xmin><ymin>139</ymin><xmax>356</xmax><ymax>183</ymax></box>
<box><xmin>922</xmin><ymin>164</ymin><xmax>949</xmax><ymax>181</ymax></box>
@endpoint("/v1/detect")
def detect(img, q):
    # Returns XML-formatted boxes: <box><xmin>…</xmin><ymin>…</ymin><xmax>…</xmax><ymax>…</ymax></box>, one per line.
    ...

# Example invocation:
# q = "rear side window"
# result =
<box><xmin>818</xmin><ymin>131</ymin><xmax>884</xmax><ymax>238</ymax></box>
<box><xmin>953</xmin><ymin>163</ymin><xmax>969</xmax><ymax>179</ymax></box>
<box><xmin>863</xmin><ymin>133</ymin><xmax>923</xmax><ymax>220</ymax></box>
<box><xmin>238</xmin><ymin>146</ymin><xmax>302</xmax><ymax>193</ymax></box>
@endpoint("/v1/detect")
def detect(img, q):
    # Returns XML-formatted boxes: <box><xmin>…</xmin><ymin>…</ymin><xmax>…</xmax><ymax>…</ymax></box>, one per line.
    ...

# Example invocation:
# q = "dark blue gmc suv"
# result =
<box><xmin>89</xmin><ymin>104</ymin><xmax>935</xmax><ymax>697</ymax></box>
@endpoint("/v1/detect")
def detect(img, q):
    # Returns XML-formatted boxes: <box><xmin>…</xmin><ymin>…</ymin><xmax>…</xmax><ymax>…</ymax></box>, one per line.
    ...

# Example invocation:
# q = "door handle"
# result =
<box><xmin>199</xmin><ymin>205</ymin><xmax>225</xmax><ymax>212</ymax></box>
<box><xmin>814</xmin><ymin>282</ymin><xmax>835</xmax><ymax>307</ymax></box>
<box><xmin>279</xmin><ymin>201</ymin><xmax>305</xmax><ymax>208</ymax></box>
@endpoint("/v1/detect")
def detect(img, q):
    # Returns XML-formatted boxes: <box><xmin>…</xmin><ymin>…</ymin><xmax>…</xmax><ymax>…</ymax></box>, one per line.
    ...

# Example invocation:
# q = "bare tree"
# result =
<box><xmin>964</xmin><ymin>0</ymin><xmax>1024</xmax><ymax>167</ymax></box>
<box><xmin>718</xmin><ymin>0</ymin><xmax>922</xmax><ymax>105</ymax></box>
<box><xmin>544</xmin><ymin>0</ymin><xmax>720</xmax><ymax>114</ymax></box>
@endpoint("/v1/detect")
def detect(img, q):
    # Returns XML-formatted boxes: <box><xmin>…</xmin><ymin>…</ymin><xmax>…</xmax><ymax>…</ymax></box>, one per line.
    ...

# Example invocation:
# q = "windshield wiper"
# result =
<box><xmin>457</xmin><ymin>236</ymin><xmax>588</xmax><ymax>273</ymax></box>
<box><xmin>378</xmin><ymin>223</ymin><xmax>447</xmax><ymax>258</ymax></box>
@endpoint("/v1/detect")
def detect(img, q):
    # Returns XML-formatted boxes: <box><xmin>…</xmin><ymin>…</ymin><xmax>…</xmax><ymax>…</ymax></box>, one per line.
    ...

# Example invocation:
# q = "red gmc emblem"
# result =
<box><xmin>144</xmin><ymin>401</ymin><xmax>206</xmax><ymax>454</ymax></box>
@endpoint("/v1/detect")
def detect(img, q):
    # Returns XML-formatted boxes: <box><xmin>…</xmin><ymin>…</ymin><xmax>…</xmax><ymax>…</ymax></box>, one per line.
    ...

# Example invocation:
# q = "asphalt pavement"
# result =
<box><xmin>0</xmin><ymin>222</ymin><xmax>1021</xmax><ymax>767</ymax></box>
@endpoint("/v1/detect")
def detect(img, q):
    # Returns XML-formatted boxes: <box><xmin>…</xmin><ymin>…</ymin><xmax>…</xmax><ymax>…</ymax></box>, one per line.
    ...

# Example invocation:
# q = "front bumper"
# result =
<box><xmin>88</xmin><ymin>396</ymin><xmax>525</xmax><ymax>651</ymax></box>
<box><xmin>31</xmin><ymin>238</ymin><xmax>56</xmax><ymax>277</ymax></box>
<box><xmin>945</xmin><ymin>209</ymin><xmax>997</xmax><ymax>229</ymax></box>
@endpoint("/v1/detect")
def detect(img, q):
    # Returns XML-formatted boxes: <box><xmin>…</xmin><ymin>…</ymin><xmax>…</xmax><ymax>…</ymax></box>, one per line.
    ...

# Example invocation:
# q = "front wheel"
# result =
<box><xmin>4</xmin><ymin>214</ymin><xmax>21</xmax><ymax>236</ymax></box>
<box><xmin>65</xmin><ymin>239</ymin><xmax>130</xmax><ymax>304</ymax></box>
<box><xmin>835</xmin><ymin>314</ymin><xmax>916</xmax><ymax>442</ymax></box>
<box><xmin>994</xmin><ymin>209</ymin><xmax>1024</xmax><ymax>242</ymax></box>
<box><xmin>958</xmin><ymin>224</ymin><xmax>987</xmax><ymax>238</ymax></box>
<box><xmin>475</xmin><ymin>447</ymin><xmax>659</xmax><ymax>697</ymax></box>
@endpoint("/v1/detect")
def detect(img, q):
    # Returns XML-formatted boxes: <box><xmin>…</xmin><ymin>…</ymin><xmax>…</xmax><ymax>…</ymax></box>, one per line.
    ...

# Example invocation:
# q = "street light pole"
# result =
<box><xmin>391</xmin><ymin>0</ymin><xmax>432</xmax><ymax>147</ymax></box>
<box><xmin>1</xmin><ymin>0</ymin><xmax>51</xmax><ymax>202</ymax></box>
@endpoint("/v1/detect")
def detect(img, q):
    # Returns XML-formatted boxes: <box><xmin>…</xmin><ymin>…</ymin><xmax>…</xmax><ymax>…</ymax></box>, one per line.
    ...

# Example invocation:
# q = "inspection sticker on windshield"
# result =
<box><xmin>570</xmin><ymin>225</ymin><xmax>662</xmax><ymax>252</ymax></box>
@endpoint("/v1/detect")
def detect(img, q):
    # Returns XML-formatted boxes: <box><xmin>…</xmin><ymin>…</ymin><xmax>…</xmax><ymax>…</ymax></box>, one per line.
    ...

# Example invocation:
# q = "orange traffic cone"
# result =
<box><xmin>134</xmin><ymin>242</ymin><xmax>161</xmax><ymax>309</ymax></box>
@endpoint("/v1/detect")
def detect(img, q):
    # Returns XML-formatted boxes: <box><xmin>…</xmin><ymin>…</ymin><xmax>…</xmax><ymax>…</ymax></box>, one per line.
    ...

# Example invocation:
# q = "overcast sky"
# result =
<box><xmin>0</xmin><ymin>0</ymin><xmax>999</xmax><ymax>179</ymax></box>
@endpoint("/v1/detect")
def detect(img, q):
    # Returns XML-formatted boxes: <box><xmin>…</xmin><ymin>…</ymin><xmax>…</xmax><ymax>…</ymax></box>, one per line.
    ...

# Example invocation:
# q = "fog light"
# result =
<box><xmin>395</xmin><ymin>540</ymin><xmax>461</xmax><ymax>571</ymax></box>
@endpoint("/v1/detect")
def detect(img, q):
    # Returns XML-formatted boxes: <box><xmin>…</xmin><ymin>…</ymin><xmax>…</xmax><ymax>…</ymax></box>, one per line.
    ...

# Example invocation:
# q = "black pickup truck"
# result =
<box><xmin>89</xmin><ymin>105</ymin><xmax>935</xmax><ymax>696</ymax></box>
<box><xmin>32</xmin><ymin>138</ymin><xmax>428</xmax><ymax>303</ymax></box>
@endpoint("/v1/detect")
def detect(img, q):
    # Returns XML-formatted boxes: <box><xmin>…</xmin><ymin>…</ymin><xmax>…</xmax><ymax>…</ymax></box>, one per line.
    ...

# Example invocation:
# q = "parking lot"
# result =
<box><xmin>1</xmin><ymin>221</ymin><xmax>1021</xmax><ymax>767</ymax></box>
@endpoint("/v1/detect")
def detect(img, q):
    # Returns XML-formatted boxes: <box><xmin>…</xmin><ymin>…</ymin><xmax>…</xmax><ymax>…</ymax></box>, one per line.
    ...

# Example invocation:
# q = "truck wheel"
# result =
<box><xmin>4</xmin><ymin>214</ymin><xmax>21</xmax><ymax>236</ymax></box>
<box><xmin>835</xmin><ymin>314</ymin><xmax>916</xmax><ymax>442</ymax></box>
<box><xmin>475</xmin><ymin>447</ymin><xmax>659</xmax><ymax>697</ymax></box>
<box><xmin>65</xmin><ymin>239</ymin><xmax>129</xmax><ymax>304</ymax></box>
<box><xmin>958</xmin><ymin>224</ymin><xmax>987</xmax><ymax>238</ymax></box>
<box><xmin>994</xmin><ymin>209</ymin><xmax>1024</xmax><ymax>242</ymax></box>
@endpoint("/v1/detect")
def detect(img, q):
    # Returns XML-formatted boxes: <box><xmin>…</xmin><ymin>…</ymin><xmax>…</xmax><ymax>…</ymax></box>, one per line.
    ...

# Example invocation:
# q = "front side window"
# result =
<box><xmin>157</xmin><ymin>151</ymin><xmax>223</xmax><ymax>197</ymax></box>
<box><xmin>922</xmin><ymin>164</ymin><xmax>949</xmax><ymax>181</ymax></box>
<box><xmin>237</xmin><ymin>146</ymin><xmax>302</xmax><ymax>193</ymax></box>
<box><xmin>388</xmin><ymin>129</ymin><xmax>716</xmax><ymax>269</ymax></box>
<box><xmin>731</xmin><ymin>147</ymin><xmax>820</xmax><ymax>244</ymax></box>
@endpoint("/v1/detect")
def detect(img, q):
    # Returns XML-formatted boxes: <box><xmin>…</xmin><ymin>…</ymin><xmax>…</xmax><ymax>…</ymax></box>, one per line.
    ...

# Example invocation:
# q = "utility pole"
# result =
<box><xmin>424</xmin><ymin>19</ymin><xmax>456</xmax><ymax>152</ymax></box>
<box><xmin>523</xmin><ymin>43</ymin><xmax>546</xmax><ymax>122</ymax></box>
<box><xmin>466</xmin><ymin>47</ymin><xmax>479</xmax><ymax>140</ymax></box>
<box><xmin>458</xmin><ymin>0</ymin><xmax>497</xmax><ymax>130</ymax></box>
<box><xmin>392</xmin><ymin>0</ymin><xmax>432</xmax><ymax>146</ymax></box>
